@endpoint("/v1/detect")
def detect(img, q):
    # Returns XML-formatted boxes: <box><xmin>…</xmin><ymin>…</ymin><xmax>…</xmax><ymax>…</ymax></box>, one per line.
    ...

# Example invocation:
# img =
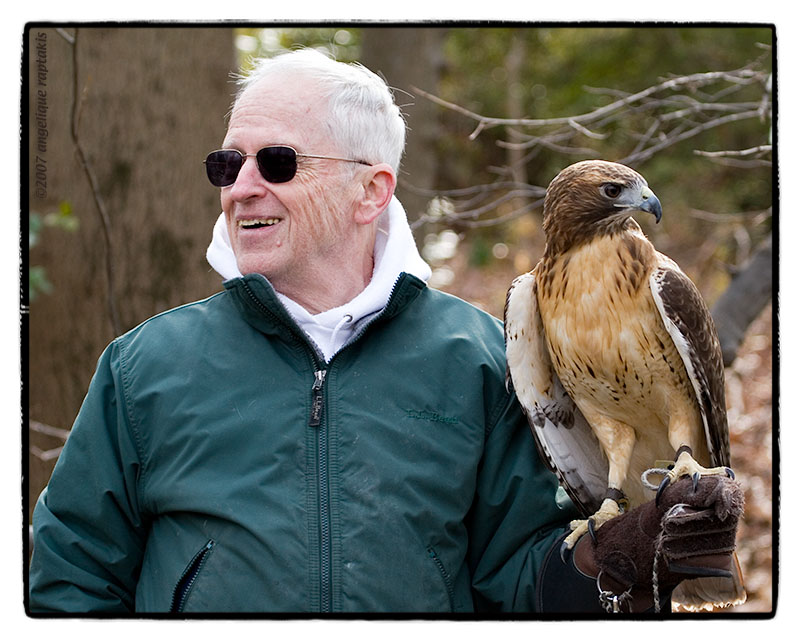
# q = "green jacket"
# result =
<box><xmin>29</xmin><ymin>273</ymin><xmax>575</xmax><ymax>614</ymax></box>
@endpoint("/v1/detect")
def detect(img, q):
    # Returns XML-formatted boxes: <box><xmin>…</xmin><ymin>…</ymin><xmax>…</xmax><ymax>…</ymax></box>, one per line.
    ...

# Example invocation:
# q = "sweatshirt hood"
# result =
<box><xmin>206</xmin><ymin>196</ymin><xmax>431</xmax><ymax>361</ymax></box>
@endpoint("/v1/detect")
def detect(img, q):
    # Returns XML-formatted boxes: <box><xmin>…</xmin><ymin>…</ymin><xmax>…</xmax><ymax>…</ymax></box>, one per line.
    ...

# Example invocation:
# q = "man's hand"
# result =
<box><xmin>572</xmin><ymin>474</ymin><xmax>744</xmax><ymax>612</ymax></box>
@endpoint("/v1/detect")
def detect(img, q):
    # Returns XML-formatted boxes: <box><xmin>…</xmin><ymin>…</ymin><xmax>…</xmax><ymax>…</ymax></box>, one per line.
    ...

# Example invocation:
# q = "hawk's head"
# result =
<box><xmin>542</xmin><ymin>160</ymin><xmax>662</xmax><ymax>253</ymax></box>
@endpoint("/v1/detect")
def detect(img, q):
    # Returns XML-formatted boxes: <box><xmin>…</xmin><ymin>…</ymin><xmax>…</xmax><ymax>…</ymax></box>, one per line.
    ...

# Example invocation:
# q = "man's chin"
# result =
<box><xmin>235</xmin><ymin>256</ymin><xmax>275</xmax><ymax>281</ymax></box>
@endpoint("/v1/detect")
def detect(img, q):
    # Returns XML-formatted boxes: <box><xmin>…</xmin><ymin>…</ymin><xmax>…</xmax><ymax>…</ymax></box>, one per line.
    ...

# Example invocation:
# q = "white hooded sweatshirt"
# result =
<box><xmin>205</xmin><ymin>196</ymin><xmax>431</xmax><ymax>362</ymax></box>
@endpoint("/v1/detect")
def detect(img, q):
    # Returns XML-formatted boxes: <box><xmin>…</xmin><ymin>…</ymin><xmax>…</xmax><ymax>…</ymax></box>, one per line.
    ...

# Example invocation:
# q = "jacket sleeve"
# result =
<box><xmin>467</xmin><ymin>390</ymin><xmax>593</xmax><ymax>613</ymax></box>
<box><xmin>28</xmin><ymin>340</ymin><xmax>148</xmax><ymax>614</ymax></box>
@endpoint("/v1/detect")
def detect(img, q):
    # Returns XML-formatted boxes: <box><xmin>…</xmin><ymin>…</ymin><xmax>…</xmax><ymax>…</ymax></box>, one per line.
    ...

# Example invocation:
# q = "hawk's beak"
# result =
<box><xmin>638</xmin><ymin>186</ymin><xmax>663</xmax><ymax>224</ymax></box>
<box><xmin>615</xmin><ymin>184</ymin><xmax>663</xmax><ymax>224</ymax></box>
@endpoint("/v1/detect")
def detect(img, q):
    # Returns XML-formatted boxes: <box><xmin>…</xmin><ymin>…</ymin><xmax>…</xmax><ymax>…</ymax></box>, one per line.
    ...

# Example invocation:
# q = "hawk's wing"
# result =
<box><xmin>649</xmin><ymin>255</ymin><xmax>743</xmax><ymax>610</ymax></box>
<box><xmin>649</xmin><ymin>255</ymin><xmax>730</xmax><ymax>466</ymax></box>
<box><xmin>505</xmin><ymin>271</ymin><xmax>608</xmax><ymax>517</ymax></box>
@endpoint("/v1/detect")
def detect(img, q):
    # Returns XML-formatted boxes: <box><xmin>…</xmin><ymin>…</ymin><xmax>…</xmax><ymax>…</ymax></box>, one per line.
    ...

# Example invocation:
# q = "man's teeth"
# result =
<box><xmin>239</xmin><ymin>218</ymin><xmax>280</xmax><ymax>228</ymax></box>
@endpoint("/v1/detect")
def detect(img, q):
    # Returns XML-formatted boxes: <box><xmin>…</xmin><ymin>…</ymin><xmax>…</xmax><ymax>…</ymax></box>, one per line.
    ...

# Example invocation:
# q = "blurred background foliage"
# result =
<box><xmin>29</xmin><ymin>202</ymin><xmax>79</xmax><ymax>301</ymax></box>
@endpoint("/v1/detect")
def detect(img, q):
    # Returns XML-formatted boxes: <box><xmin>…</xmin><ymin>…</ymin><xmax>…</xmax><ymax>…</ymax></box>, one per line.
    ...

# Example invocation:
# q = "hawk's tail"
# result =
<box><xmin>670</xmin><ymin>551</ymin><xmax>747</xmax><ymax>611</ymax></box>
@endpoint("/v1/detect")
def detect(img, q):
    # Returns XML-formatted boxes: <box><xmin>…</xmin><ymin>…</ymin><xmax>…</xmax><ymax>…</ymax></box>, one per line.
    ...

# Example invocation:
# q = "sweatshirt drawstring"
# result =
<box><xmin>328</xmin><ymin>314</ymin><xmax>353</xmax><ymax>358</ymax></box>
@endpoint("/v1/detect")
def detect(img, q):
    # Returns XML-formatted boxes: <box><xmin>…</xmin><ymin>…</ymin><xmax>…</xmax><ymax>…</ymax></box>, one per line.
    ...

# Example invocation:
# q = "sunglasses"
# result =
<box><xmin>204</xmin><ymin>145</ymin><xmax>371</xmax><ymax>187</ymax></box>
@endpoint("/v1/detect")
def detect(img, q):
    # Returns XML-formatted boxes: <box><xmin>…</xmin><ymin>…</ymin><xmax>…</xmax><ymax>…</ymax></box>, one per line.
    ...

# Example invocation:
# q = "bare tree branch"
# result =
<box><xmin>620</xmin><ymin>108</ymin><xmax>764</xmax><ymax>165</ymax></box>
<box><xmin>29</xmin><ymin>420</ymin><xmax>70</xmax><ymax>462</ymax></box>
<box><xmin>688</xmin><ymin>207</ymin><xmax>772</xmax><ymax>225</ymax></box>
<box><xmin>695</xmin><ymin>145</ymin><xmax>772</xmax><ymax>158</ymax></box>
<box><xmin>409</xmin><ymin>55</ymin><xmax>771</xmax><ymax>231</ymax></box>
<box><xmin>67</xmin><ymin>29</ymin><xmax>122</xmax><ymax>336</ymax></box>
<box><xmin>411</xmin><ymin>64</ymin><xmax>767</xmax><ymax>136</ymax></box>
<box><xmin>29</xmin><ymin>420</ymin><xmax>70</xmax><ymax>440</ymax></box>
<box><xmin>694</xmin><ymin>145</ymin><xmax>773</xmax><ymax>168</ymax></box>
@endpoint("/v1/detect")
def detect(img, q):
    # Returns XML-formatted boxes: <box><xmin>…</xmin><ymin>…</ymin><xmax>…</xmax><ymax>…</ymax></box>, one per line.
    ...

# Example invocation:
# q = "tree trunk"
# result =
<box><xmin>504</xmin><ymin>30</ymin><xmax>530</xmax><ymax>214</ymax></box>
<box><xmin>360</xmin><ymin>26</ymin><xmax>447</xmax><ymax>226</ymax></box>
<box><xmin>711</xmin><ymin>235</ymin><xmax>773</xmax><ymax>366</ymax></box>
<box><xmin>26</xmin><ymin>26</ymin><xmax>236</xmax><ymax>510</ymax></box>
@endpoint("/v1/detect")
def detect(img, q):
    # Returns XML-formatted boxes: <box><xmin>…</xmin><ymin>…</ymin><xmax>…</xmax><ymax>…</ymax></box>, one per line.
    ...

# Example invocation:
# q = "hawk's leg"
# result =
<box><xmin>561</xmin><ymin>415</ymin><xmax>635</xmax><ymax>552</ymax></box>
<box><xmin>561</xmin><ymin>489</ymin><xmax>628</xmax><ymax>560</ymax></box>
<box><xmin>655</xmin><ymin>445</ymin><xmax>735</xmax><ymax>505</ymax></box>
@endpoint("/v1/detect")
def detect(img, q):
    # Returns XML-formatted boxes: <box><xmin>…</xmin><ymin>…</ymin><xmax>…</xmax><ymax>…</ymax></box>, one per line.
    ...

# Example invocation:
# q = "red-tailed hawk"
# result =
<box><xmin>505</xmin><ymin>160</ymin><xmax>745</xmax><ymax>610</ymax></box>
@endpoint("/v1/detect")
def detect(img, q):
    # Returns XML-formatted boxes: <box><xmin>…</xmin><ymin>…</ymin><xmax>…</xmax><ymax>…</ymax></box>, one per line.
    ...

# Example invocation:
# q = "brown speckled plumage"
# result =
<box><xmin>504</xmin><ymin>160</ymin><xmax>743</xmax><ymax>609</ymax></box>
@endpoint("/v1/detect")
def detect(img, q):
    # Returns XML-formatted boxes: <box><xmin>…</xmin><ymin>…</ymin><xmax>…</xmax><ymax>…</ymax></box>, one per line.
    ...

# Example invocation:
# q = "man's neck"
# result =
<box><xmin>273</xmin><ymin>223</ymin><xmax>378</xmax><ymax>315</ymax></box>
<box><xmin>276</xmin><ymin>252</ymin><xmax>375</xmax><ymax>315</ymax></box>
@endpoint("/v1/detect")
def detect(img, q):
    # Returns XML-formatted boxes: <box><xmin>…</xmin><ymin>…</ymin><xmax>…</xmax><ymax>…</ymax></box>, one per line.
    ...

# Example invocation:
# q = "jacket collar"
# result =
<box><xmin>224</xmin><ymin>272</ymin><xmax>426</xmax><ymax>360</ymax></box>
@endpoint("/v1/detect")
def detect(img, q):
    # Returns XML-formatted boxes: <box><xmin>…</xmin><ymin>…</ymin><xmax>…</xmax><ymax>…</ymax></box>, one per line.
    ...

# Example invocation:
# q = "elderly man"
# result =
<box><xmin>29</xmin><ymin>49</ymin><xmax>741</xmax><ymax>615</ymax></box>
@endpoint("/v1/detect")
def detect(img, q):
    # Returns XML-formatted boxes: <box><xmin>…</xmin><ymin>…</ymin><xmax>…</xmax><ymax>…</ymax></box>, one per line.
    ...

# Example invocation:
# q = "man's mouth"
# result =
<box><xmin>238</xmin><ymin>218</ymin><xmax>281</xmax><ymax>229</ymax></box>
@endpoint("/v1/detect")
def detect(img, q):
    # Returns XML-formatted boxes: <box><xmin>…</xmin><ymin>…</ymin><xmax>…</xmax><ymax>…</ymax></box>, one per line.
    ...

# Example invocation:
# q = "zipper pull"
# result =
<box><xmin>309</xmin><ymin>370</ymin><xmax>327</xmax><ymax>427</ymax></box>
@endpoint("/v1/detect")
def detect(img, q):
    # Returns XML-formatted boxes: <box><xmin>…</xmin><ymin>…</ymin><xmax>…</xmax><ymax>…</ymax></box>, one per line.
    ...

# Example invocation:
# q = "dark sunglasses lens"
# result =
<box><xmin>256</xmin><ymin>146</ymin><xmax>298</xmax><ymax>183</ymax></box>
<box><xmin>206</xmin><ymin>150</ymin><xmax>243</xmax><ymax>187</ymax></box>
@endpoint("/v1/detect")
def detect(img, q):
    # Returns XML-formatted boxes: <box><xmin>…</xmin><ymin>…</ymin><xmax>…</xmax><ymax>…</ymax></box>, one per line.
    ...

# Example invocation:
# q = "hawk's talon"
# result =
<box><xmin>587</xmin><ymin>517</ymin><xmax>598</xmax><ymax>544</ymax></box>
<box><xmin>560</xmin><ymin>540</ymin><xmax>569</xmax><ymax>564</ymax></box>
<box><xmin>653</xmin><ymin>450</ymin><xmax>735</xmax><ymax>506</ymax></box>
<box><xmin>656</xmin><ymin>475</ymin><xmax>671</xmax><ymax>506</ymax></box>
<box><xmin>560</xmin><ymin>498</ymin><xmax>621</xmax><ymax>550</ymax></box>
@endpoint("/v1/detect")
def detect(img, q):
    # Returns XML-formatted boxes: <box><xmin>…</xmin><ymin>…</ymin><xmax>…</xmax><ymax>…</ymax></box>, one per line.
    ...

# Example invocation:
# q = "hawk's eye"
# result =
<box><xmin>603</xmin><ymin>183</ymin><xmax>622</xmax><ymax>199</ymax></box>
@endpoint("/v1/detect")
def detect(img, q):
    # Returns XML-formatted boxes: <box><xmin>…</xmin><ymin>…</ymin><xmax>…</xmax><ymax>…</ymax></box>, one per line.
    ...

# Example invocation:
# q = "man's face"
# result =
<box><xmin>220</xmin><ymin>74</ymin><xmax>361</xmax><ymax>292</ymax></box>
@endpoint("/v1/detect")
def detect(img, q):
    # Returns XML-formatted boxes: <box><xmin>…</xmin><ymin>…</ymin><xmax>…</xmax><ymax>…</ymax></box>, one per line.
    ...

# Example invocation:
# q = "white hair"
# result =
<box><xmin>235</xmin><ymin>48</ymin><xmax>407</xmax><ymax>174</ymax></box>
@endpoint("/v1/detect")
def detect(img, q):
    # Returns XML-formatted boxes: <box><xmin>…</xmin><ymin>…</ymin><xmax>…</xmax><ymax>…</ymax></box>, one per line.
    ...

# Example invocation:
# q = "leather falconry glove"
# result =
<box><xmin>541</xmin><ymin>474</ymin><xmax>744</xmax><ymax>613</ymax></box>
<box><xmin>578</xmin><ymin>474</ymin><xmax>743</xmax><ymax>612</ymax></box>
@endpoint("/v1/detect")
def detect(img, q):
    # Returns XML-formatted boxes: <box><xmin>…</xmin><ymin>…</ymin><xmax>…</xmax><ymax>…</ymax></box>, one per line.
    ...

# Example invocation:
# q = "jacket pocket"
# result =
<box><xmin>170</xmin><ymin>539</ymin><xmax>215</xmax><ymax>613</ymax></box>
<box><xmin>426</xmin><ymin>545</ymin><xmax>455</xmax><ymax>612</ymax></box>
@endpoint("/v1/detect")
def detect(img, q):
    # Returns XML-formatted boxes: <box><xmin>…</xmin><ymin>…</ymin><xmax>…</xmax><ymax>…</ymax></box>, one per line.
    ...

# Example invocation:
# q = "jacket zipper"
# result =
<box><xmin>299</xmin><ymin>284</ymin><xmax>406</xmax><ymax>612</ymax></box>
<box><xmin>427</xmin><ymin>545</ymin><xmax>456</xmax><ymax>612</ymax></box>
<box><xmin>170</xmin><ymin>540</ymin><xmax>215</xmax><ymax>613</ymax></box>
<box><xmin>242</xmin><ymin>276</ymin><xmax>335</xmax><ymax>612</ymax></box>
<box><xmin>309</xmin><ymin>370</ymin><xmax>326</xmax><ymax>428</ymax></box>
<box><xmin>309</xmin><ymin>367</ymin><xmax>332</xmax><ymax>612</ymax></box>
<box><xmin>240</xmin><ymin>276</ymin><xmax>417</xmax><ymax>613</ymax></box>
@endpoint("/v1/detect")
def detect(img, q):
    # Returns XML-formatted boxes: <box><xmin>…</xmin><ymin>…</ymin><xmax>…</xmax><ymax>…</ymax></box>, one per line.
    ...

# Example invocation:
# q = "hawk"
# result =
<box><xmin>505</xmin><ymin>160</ymin><xmax>745</xmax><ymax>610</ymax></box>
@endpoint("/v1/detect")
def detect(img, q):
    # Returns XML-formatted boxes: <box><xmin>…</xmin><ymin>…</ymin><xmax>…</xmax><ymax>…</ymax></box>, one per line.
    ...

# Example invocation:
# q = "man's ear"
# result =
<box><xmin>354</xmin><ymin>164</ymin><xmax>396</xmax><ymax>225</ymax></box>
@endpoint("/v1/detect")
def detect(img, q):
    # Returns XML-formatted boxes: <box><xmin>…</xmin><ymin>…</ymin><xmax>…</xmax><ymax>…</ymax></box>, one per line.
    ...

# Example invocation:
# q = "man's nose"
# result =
<box><xmin>229</xmin><ymin>155</ymin><xmax>267</xmax><ymax>199</ymax></box>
